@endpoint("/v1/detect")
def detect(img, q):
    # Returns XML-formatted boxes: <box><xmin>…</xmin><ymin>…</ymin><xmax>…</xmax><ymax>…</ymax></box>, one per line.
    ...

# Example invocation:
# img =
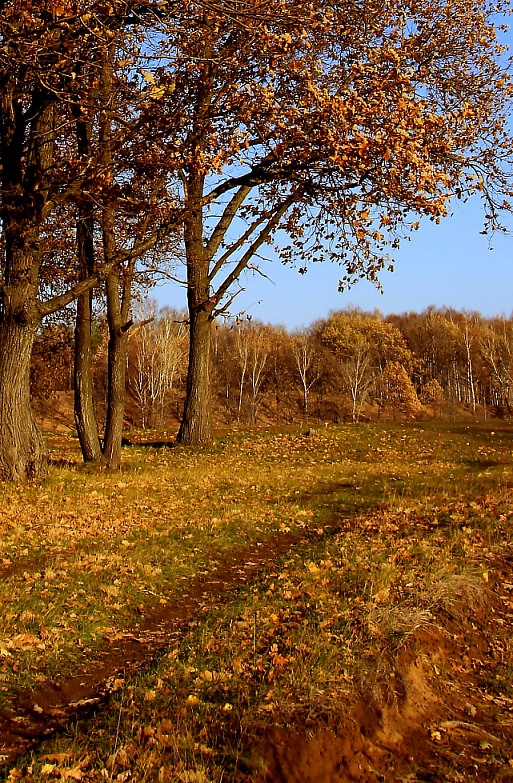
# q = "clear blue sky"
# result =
<box><xmin>154</xmin><ymin>196</ymin><xmax>513</xmax><ymax>329</ymax></box>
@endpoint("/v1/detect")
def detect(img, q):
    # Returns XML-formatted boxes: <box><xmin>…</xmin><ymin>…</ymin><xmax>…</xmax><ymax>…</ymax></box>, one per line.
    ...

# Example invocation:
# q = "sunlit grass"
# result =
<box><xmin>0</xmin><ymin>421</ymin><xmax>512</xmax><ymax>780</ymax></box>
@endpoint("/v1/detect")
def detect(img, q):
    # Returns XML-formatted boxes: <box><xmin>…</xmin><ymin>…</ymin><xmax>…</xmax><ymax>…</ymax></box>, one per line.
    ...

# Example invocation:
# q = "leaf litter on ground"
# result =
<box><xmin>0</xmin><ymin>421</ymin><xmax>513</xmax><ymax>781</ymax></box>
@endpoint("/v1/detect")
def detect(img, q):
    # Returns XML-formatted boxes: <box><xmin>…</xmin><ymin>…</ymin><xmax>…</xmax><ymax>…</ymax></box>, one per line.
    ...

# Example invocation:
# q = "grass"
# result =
<box><xmin>0</xmin><ymin>420</ymin><xmax>513</xmax><ymax>780</ymax></box>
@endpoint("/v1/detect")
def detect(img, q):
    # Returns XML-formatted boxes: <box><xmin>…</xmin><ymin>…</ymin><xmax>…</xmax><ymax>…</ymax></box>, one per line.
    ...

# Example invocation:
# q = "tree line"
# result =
<box><xmin>1</xmin><ymin>0</ymin><xmax>512</xmax><ymax>479</ymax></box>
<box><xmin>32</xmin><ymin>305</ymin><xmax>513</xmax><ymax>430</ymax></box>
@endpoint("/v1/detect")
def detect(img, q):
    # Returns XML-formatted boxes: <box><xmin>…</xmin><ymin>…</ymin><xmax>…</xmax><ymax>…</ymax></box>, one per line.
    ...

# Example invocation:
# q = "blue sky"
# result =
<box><xmin>154</xmin><ymin>195</ymin><xmax>513</xmax><ymax>330</ymax></box>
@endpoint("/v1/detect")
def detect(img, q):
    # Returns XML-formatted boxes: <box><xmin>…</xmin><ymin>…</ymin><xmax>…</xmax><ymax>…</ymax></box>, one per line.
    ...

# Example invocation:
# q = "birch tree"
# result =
<box><xmin>291</xmin><ymin>331</ymin><xmax>322</xmax><ymax>425</ymax></box>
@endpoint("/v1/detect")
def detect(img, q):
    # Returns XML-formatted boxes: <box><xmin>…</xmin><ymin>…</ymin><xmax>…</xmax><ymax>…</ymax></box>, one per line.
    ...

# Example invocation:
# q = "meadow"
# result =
<box><xmin>0</xmin><ymin>421</ymin><xmax>512</xmax><ymax>782</ymax></box>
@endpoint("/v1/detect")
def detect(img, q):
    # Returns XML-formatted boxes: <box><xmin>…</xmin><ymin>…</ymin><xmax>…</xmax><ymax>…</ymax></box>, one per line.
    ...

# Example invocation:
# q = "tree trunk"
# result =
<box><xmin>99</xmin><ymin>221</ymin><xmax>134</xmax><ymax>469</ymax></box>
<box><xmin>0</xmin><ymin>224</ymin><xmax>47</xmax><ymax>480</ymax></box>
<box><xmin>463</xmin><ymin>325</ymin><xmax>477</xmax><ymax>418</ymax></box>
<box><xmin>0</xmin><ymin>317</ymin><xmax>47</xmax><ymax>481</ymax></box>
<box><xmin>101</xmin><ymin>310</ymin><xmax>128</xmax><ymax>469</ymax></box>
<box><xmin>98</xmin><ymin>47</ymin><xmax>130</xmax><ymax>470</ymax></box>
<box><xmin>302</xmin><ymin>381</ymin><xmax>309</xmax><ymax>425</ymax></box>
<box><xmin>74</xmin><ymin>213</ymin><xmax>102</xmax><ymax>462</ymax></box>
<box><xmin>177</xmin><ymin>305</ymin><xmax>213</xmax><ymax>445</ymax></box>
<box><xmin>73</xmin><ymin>89</ymin><xmax>102</xmax><ymax>463</ymax></box>
<box><xmin>0</xmin><ymin>82</ymin><xmax>54</xmax><ymax>480</ymax></box>
<box><xmin>177</xmin><ymin>173</ymin><xmax>214</xmax><ymax>447</ymax></box>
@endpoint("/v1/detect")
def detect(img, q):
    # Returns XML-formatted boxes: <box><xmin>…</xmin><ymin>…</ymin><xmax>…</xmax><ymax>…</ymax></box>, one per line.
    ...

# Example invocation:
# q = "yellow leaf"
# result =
<box><xmin>150</xmin><ymin>86</ymin><xmax>167</xmax><ymax>100</ymax></box>
<box><xmin>63</xmin><ymin>768</ymin><xmax>84</xmax><ymax>781</ymax></box>
<box><xmin>42</xmin><ymin>754</ymin><xmax>73</xmax><ymax>764</ymax></box>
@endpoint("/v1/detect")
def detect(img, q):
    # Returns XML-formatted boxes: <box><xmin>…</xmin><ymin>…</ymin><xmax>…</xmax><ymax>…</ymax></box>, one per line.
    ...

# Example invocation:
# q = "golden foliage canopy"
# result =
<box><xmin>135</xmin><ymin>0</ymin><xmax>513</xmax><ymax>288</ymax></box>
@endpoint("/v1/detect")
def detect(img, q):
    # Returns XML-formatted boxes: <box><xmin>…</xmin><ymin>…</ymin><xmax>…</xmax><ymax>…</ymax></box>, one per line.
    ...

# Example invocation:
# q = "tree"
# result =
<box><xmin>140</xmin><ymin>0</ymin><xmax>513</xmax><ymax>445</ymax></box>
<box><xmin>394</xmin><ymin>308</ymin><xmax>472</xmax><ymax>407</ymax></box>
<box><xmin>127</xmin><ymin>305</ymin><xmax>188</xmax><ymax>428</ymax></box>
<box><xmin>378</xmin><ymin>361</ymin><xmax>423</xmax><ymax>421</ymax></box>
<box><xmin>459</xmin><ymin>314</ymin><xmax>482</xmax><ymax>417</ymax></box>
<box><xmin>72</xmin><ymin>49</ymin><xmax>103</xmax><ymax>465</ymax></box>
<box><xmin>291</xmin><ymin>330</ymin><xmax>322</xmax><ymax>425</ymax></box>
<box><xmin>420</xmin><ymin>378</ymin><xmax>445</xmax><ymax>418</ymax></box>
<box><xmin>246</xmin><ymin>323</ymin><xmax>273</xmax><ymax>424</ymax></box>
<box><xmin>321</xmin><ymin>310</ymin><xmax>412</xmax><ymax>422</ymax></box>
<box><xmin>233</xmin><ymin>322</ymin><xmax>251</xmax><ymax>423</ymax></box>
<box><xmin>71</xmin><ymin>32</ymin><xmax>178</xmax><ymax>469</ymax></box>
<box><xmin>479</xmin><ymin>317</ymin><xmax>513</xmax><ymax>414</ymax></box>
<box><xmin>2</xmin><ymin>0</ymin><xmax>512</xmax><ymax>477</ymax></box>
<box><xmin>230</xmin><ymin>320</ymin><xmax>273</xmax><ymax>424</ymax></box>
<box><xmin>434</xmin><ymin>311</ymin><xmax>485</xmax><ymax>413</ymax></box>
<box><xmin>0</xmin><ymin>1</ymin><xmax>177</xmax><ymax>479</ymax></box>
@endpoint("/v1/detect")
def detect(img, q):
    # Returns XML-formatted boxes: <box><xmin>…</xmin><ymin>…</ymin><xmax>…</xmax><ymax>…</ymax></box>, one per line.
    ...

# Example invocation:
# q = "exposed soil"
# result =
<box><xmin>255</xmin><ymin>559</ymin><xmax>513</xmax><ymax>783</ymax></box>
<box><xmin>1</xmin><ymin>524</ymin><xmax>513</xmax><ymax>781</ymax></box>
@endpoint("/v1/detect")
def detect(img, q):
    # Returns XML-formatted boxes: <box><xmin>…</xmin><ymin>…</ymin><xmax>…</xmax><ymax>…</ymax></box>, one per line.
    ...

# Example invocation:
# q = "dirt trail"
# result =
<box><xmin>0</xmin><ymin>521</ymin><xmax>336</xmax><ymax>767</ymax></box>
<box><xmin>1</xmin><ymin>525</ymin><xmax>513</xmax><ymax>782</ymax></box>
<box><xmin>255</xmin><ymin>558</ymin><xmax>513</xmax><ymax>783</ymax></box>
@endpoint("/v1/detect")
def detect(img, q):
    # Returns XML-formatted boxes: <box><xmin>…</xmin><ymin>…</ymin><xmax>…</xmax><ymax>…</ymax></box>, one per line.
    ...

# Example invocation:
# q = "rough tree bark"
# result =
<box><xmin>98</xmin><ymin>45</ymin><xmax>131</xmax><ymax>471</ymax></box>
<box><xmin>74</xmin><ymin>211</ymin><xmax>102</xmax><ymax>463</ymax></box>
<box><xmin>177</xmin><ymin>303</ymin><xmax>213</xmax><ymax>446</ymax></box>
<box><xmin>73</xmin><ymin>82</ymin><xmax>102</xmax><ymax>463</ymax></box>
<box><xmin>101</xmin><ymin>269</ymin><xmax>133</xmax><ymax>469</ymax></box>
<box><xmin>0</xmin><ymin>82</ymin><xmax>55</xmax><ymax>480</ymax></box>
<box><xmin>177</xmin><ymin>178</ymin><xmax>215</xmax><ymax>446</ymax></box>
<box><xmin>0</xmin><ymin>309</ymin><xmax>47</xmax><ymax>482</ymax></box>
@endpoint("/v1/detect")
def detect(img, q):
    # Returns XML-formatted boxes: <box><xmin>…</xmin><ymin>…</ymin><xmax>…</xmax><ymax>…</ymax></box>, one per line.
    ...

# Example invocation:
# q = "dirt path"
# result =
<box><xmin>254</xmin><ymin>557</ymin><xmax>513</xmax><ymax>783</ymax></box>
<box><xmin>0</xmin><ymin>521</ymin><xmax>336</xmax><ymax>767</ymax></box>
<box><xmin>1</xmin><ymin>524</ymin><xmax>513</xmax><ymax>782</ymax></box>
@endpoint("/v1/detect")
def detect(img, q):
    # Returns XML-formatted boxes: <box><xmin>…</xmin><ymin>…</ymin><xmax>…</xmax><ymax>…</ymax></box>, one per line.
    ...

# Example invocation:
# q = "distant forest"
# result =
<box><xmin>33</xmin><ymin>305</ymin><xmax>513</xmax><ymax>430</ymax></box>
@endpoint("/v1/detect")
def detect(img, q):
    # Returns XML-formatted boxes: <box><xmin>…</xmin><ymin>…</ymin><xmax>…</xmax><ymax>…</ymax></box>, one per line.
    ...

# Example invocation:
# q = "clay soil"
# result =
<box><xmin>255</xmin><ymin>560</ymin><xmax>513</xmax><ymax>782</ymax></box>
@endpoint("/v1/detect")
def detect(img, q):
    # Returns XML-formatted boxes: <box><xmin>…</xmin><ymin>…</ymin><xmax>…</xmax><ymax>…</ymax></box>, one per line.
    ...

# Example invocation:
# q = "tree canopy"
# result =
<box><xmin>143</xmin><ymin>0</ymin><xmax>513</xmax><ymax>286</ymax></box>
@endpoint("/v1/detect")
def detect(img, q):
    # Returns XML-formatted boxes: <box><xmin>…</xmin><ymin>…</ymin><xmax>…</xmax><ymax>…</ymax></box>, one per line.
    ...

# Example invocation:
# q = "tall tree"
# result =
<box><xmin>0</xmin><ymin>2</ymin><xmax>74</xmax><ymax>480</ymax></box>
<box><xmin>378</xmin><ymin>361</ymin><xmax>423</xmax><ymax>421</ymax></box>
<box><xmin>141</xmin><ymin>0</ymin><xmax>513</xmax><ymax>445</ymax></box>
<box><xmin>480</xmin><ymin>317</ymin><xmax>513</xmax><ymax>413</ymax></box>
<box><xmin>127</xmin><ymin>305</ymin><xmax>188</xmax><ymax>428</ymax></box>
<box><xmin>291</xmin><ymin>330</ymin><xmax>322</xmax><ymax>425</ymax></box>
<box><xmin>72</xmin><ymin>54</ymin><xmax>102</xmax><ymax>463</ymax></box>
<box><xmin>0</xmin><ymin>1</ymin><xmax>177</xmax><ymax>479</ymax></box>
